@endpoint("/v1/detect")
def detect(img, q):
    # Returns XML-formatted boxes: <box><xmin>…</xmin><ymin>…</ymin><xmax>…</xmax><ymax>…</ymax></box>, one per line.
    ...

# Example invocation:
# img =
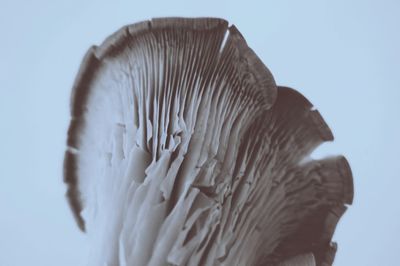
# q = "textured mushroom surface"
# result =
<box><xmin>64</xmin><ymin>17</ymin><xmax>353</xmax><ymax>266</ymax></box>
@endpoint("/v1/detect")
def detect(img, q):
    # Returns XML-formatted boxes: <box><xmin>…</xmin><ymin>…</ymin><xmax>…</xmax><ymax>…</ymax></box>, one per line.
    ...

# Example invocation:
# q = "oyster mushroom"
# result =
<box><xmin>64</xmin><ymin>17</ymin><xmax>353</xmax><ymax>266</ymax></box>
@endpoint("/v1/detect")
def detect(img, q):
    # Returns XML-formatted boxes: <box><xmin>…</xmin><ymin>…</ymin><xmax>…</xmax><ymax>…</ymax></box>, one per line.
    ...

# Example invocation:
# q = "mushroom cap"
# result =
<box><xmin>64</xmin><ymin>17</ymin><xmax>353</xmax><ymax>266</ymax></box>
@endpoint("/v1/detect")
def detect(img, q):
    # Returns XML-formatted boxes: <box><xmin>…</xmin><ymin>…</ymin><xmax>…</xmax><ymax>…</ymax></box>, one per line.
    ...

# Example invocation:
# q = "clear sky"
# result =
<box><xmin>0</xmin><ymin>0</ymin><xmax>399</xmax><ymax>265</ymax></box>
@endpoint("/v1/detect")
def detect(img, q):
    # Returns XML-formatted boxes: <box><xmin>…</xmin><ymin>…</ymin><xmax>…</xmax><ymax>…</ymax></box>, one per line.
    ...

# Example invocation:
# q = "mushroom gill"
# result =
<box><xmin>64</xmin><ymin>17</ymin><xmax>353</xmax><ymax>266</ymax></box>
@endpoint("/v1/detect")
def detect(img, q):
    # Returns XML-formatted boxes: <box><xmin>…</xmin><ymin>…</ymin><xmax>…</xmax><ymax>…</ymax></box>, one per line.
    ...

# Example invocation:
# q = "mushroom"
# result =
<box><xmin>64</xmin><ymin>17</ymin><xmax>353</xmax><ymax>266</ymax></box>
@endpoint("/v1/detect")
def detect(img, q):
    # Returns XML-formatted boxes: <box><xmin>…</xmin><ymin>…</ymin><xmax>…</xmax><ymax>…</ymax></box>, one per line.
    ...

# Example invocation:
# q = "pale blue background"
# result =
<box><xmin>0</xmin><ymin>0</ymin><xmax>399</xmax><ymax>265</ymax></box>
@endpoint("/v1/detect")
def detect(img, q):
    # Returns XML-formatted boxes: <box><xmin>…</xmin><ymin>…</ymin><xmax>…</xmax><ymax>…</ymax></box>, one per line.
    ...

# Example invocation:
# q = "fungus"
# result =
<box><xmin>64</xmin><ymin>17</ymin><xmax>353</xmax><ymax>266</ymax></box>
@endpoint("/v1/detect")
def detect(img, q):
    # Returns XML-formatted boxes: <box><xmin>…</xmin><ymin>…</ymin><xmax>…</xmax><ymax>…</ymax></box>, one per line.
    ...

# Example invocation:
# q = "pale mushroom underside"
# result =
<box><xmin>64</xmin><ymin>17</ymin><xmax>353</xmax><ymax>266</ymax></box>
